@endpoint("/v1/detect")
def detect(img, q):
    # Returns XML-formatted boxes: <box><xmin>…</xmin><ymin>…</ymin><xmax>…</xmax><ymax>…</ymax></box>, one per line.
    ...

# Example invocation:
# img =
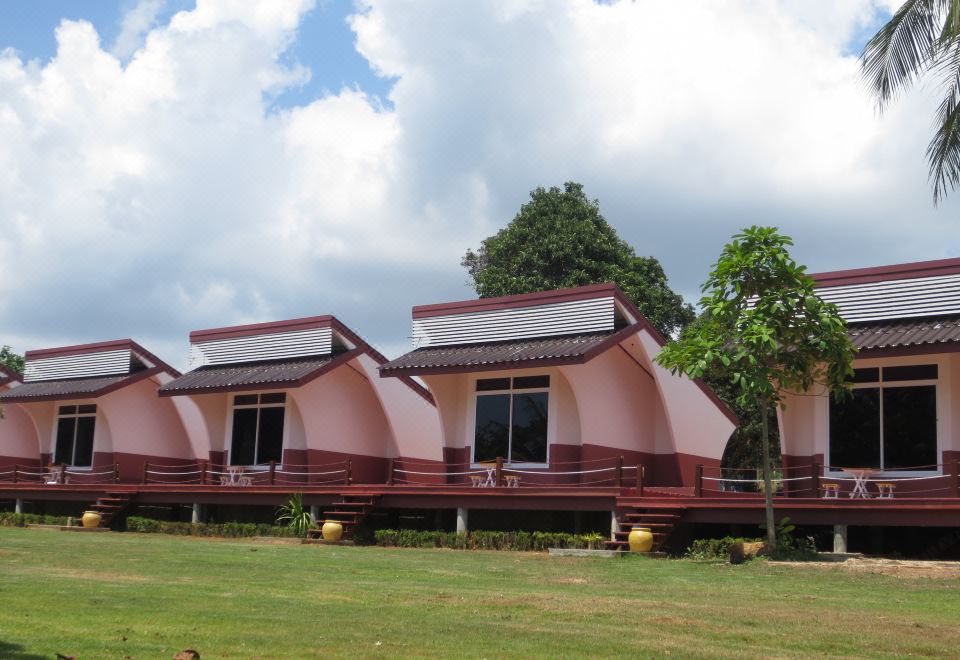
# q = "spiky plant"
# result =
<box><xmin>276</xmin><ymin>493</ymin><xmax>314</xmax><ymax>537</ymax></box>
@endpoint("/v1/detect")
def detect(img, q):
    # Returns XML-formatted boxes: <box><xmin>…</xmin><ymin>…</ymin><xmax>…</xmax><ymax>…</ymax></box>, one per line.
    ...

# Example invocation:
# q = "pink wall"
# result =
<box><xmin>0</xmin><ymin>385</ymin><xmax>40</xmax><ymax>463</ymax></box>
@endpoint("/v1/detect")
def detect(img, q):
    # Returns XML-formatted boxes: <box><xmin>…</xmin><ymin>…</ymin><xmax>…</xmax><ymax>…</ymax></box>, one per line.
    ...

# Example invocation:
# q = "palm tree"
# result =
<box><xmin>861</xmin><ymin>0</ymin><xmax>960</xmax><ymax>204</ymax></box>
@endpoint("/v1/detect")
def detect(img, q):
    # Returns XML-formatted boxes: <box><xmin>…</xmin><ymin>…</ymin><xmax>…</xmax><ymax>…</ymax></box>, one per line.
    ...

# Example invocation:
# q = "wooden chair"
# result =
<box><xmin>875</xmin><ymin>482</ymin><xmax>896</xmax><ymax>499</ymax></box>
<box><xmin>504</xmin><ymin>475</ymin><xmax>521</xmax><ymax>488</ymax></box>
<box><xmin>822</xmin><ymin>482</ymin><xmax>839</xmax><ymax>499</ymax></box>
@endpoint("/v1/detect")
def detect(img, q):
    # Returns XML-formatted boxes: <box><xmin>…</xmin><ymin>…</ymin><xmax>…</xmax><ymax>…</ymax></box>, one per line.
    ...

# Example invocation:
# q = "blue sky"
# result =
<box><xmin>0</xmin><ymin>0</ymin><xmax>954</xmax><ymax>368</ymax></box>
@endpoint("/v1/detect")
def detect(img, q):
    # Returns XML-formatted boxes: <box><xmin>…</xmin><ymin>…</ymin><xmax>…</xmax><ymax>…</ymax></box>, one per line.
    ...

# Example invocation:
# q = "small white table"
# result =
<box><xmin>843</xmin><ymin>469</ymin><xmax>873</xmax><ymax>499</ymax></box>
<box><xmin>220</xmin><ymin>466</ymin><xmax>253</xmax><ymax>487</ymax></box>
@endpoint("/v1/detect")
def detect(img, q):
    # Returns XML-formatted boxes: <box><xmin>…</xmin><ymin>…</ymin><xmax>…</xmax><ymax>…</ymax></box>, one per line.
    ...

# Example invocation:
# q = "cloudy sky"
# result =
<box><xmin>0</xmin><ymin>0</ymin><xmax>955</xmax><ymax>368</ymax></box>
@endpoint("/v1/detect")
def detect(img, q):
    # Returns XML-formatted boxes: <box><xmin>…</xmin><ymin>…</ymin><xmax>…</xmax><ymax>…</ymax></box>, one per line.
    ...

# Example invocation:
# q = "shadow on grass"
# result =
<box><xmin>0</xmin><ymin>640</ymin><xmax>46</xmax><ymax>659</ymax></box>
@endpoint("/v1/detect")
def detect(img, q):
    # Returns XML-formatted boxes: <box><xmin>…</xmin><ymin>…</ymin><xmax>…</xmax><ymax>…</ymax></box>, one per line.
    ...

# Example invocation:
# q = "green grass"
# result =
<box><xmin>1</xmin><ymin>528</ymin><xmax>958</xmax><ymax>658</ymax></box>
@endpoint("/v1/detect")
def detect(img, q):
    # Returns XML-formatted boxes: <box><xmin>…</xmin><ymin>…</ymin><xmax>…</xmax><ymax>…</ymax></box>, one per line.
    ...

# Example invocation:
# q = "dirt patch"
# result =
<box><xmin>30</xmin><ymin>566</ymin><xmax>152</xmax><ymax>583</ymax></box>
<box><xmin>550</xmin><ymin>577</ymin><xmax>590</xmax><ymax>585</ymax></box>
<box><xmin>774</xmin><ymin>558</ymin><xmax>960</xmax><ymax>580</ymax></box>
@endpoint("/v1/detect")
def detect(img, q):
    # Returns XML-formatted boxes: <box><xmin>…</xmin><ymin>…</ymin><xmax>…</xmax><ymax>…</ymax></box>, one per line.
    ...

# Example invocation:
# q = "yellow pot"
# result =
<box><xmin>81</xmin><ymin>511</ymin><xmax>102</xmax><ymax>529</ymax></box>
<box><xmin>628</xmin><ymin>527</ymin><xmax>654</xmax><ymax>553</ymax></box>
<box><xmin>321</xmin><ymin>521</ymin><xmax>343</xmax><ymax>542</ymax></box>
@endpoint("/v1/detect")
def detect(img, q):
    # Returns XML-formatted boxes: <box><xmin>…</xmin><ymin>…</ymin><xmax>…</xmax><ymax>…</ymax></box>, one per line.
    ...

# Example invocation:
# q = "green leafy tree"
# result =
<box><xmin>462</xmin><ymin>182</ymin><xmax>694</xmax><ymax>337</ymax></box>
<box><xmin>861</xmin><ymin>0</ymin><xmax>960</xmax><ymax>204</ymax></box>
<box><xmin>655</xmin><ymin>227</ymin><xmax>855</xmax><ymax>548</ymax></box>
<box><xmin>0</xmin><ymin>346</ymin><xmax>24</xmax><ymax>375</ymax></box>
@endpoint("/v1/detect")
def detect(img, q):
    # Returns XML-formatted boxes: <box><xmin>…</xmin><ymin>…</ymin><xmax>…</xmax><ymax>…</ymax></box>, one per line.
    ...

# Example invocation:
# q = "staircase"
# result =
<box><xmin>87</xmin><ymin>491</ymin><xmax>135</xmax><ymax>527</ymax></box>
<box><xmin>312</xmin><ymin>494</ymin><xmax>380</xmax><ymax>539</ymax></box>
<box><xmin>607</xmin><ymin>507</ymin><xmax>684</xmax><ymax>552</ymax></box>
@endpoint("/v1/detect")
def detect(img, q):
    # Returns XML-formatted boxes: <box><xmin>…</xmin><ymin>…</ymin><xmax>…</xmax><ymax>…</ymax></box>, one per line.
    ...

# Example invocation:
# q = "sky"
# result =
<box><xmin>0</xmin><ymin>0</ymin><xmax>956</xmax><ymax>369</ymax></box>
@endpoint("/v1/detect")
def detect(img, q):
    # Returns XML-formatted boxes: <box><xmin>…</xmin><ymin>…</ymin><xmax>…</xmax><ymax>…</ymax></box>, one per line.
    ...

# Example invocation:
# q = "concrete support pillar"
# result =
<box><xmin>833</xmin><ymin>524</ymin><xmax>848</xmax><ymax>554</ymax></box>
<box><xmin>14</xmin><ymin>498</ymin><xmax>23</xmax><ymax>515</ymax></box>
<box><xmin>610</xmin><ymin>510</ymin><xmax>621</xmax><ymax>542</ymax></box>
<box><xmin>191</xmin><ymin>503</ymin><xmax>202</xmax><ymax>524</ymax></box>
<box><xmin>456</xmin><ymin>507</ymin><xmax>469</xmax><ymax>534</ymax></box>
<box><xmin>310</xmin><ymin>505</ymin><xmax>320</xmax><ymax>522</ymax></box>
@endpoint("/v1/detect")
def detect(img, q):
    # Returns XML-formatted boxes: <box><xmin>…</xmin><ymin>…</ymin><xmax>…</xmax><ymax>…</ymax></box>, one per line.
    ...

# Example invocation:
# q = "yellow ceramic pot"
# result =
<box><xmin>628</xmin><ymin>527</ymin><xmax>653</xmax><ymax>553</ymax></box>
<box><xmin>321</xmin><ymin>521</ymin><xmax>343</xmax><ymax>542</ymax></box>
<box><xmin>81</xmin><ymin>511</ymin><xmax>102</xmax><ymax>529</ymax></box>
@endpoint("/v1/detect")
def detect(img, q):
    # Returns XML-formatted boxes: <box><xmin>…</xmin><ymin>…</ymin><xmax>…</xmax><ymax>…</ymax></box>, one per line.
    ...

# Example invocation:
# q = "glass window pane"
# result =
<box><xmin>850</xmin><ymin>368</ymin><xmax>879</xmax><ymax>384</ymax></box>
<box><xmin>513</xmin><ymin>375</ymin><xmax>550</xmax><ymax>390</ymax></box>
<box><xmin>230</xmin><ymin>409</ymin><xmax>258</xmax><ymax>465</ymax></box>
<box><xmin>510</xmin><ymin>392</ymin><xmax>548</xmax><ymax>463</ymax></box>
<box><xmin>883</xmin><ymin>365</ymin><xmax>938</xmax><ymax>382</ymax></box>
<box><xmin>476</xmin><ymin>378</ymin><xmax>510</xmax><ymax>392</ymax></box>
<box><xmin>260</xmin><ymin>393</ymin><xmax>286</xmax><ymax>404</ymax></box>
<box><xmin>234</xmin><ymin>394</ymin><xmax>259</xmax><ymax>406</ymax></box>
<box><xmin>474</xmin><ymin>394</ymin><xmax>510</xmax><ymax>462</ymax></box>
<box><xmin>73</xmin><ymin>417</ymin><xmax>96</xmax><ymax>467</ymax></box>
<box><xmin>58</xmin><ymin>405</ymin><xmax>77</xmax><ymax>415</ymax></box>
<box><xmin>829</xmin><ymin>389</ymin><xmax>880</xmax><ymax>469</ymax></box>
<box><xmin>256</xmin><ymin>407</ymin><xmax>285</xmax><ymax>464</ymax></box>
<box><xmin>54</xmin><ymin>418</ymin><xmax>76</xmax><ymax>465</ymax></box>
<box><xmin>77</xmin><ymin>404</ymin><xmax>97</xmax><ymax>414</ymax></box>
<box><xmin>883</xmin><ymin>386</ymin><xmax>937</xmax><ymax>469</ymax></box>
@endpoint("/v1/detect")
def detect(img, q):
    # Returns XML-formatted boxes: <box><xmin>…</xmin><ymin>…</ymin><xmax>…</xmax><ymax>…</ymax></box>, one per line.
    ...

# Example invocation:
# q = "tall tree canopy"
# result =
<box><xmin>462</xmin><ymin>182</ymin><xmax>694</xmax><ymax>337</ymax></box>
<box><xmin>655</xmin><ymin>227</ymin><xmax>855</xmax><ymax>548</ymax></box>
<box><xmin>861</xmin><ymin>0</ymin><xmax>960</xmax><ymax>203</ymax></box>
<box><xmin>0</xmin><ymin>346</ymin><xmax>24</xmax><ymax>375</ymax></box>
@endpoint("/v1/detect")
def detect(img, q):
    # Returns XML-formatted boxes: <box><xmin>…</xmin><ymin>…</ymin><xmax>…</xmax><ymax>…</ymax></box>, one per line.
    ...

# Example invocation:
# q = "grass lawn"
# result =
<box><xmin>1</xmin><ymin>529</ymin><xmax>959</xmax><ymax>658</ymax></box>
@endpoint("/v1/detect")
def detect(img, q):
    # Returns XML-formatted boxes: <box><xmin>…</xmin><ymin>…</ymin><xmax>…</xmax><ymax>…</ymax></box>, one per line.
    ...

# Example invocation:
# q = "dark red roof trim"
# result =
<box><xmin>189</xmin><ymin>315</ymin><xmax>334</xmax><ymax>342</ymax></box>
<box><xmin>0</xmin><ymin>366</ymin><xmax>165</xmax><ymax>403</ymax></box>
<box><xmin>812</xmin><ymin>256</ymin><xmax>960</xmax><ymax>288</ymax></box>
<box><xmin>412</xmin><ymin>283</ymin><xmax>633</xmax><ymax>319</ymax></box>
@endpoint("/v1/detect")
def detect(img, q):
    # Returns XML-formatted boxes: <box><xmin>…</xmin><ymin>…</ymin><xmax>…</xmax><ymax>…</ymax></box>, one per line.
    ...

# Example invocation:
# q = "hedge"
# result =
<box><xmin>126</xmin><ymin>516</ymin><xmax>297</xmax><ymax>538</ymax></box>
<box><xmin>685</xmin><ymin>536</ymin><xmax>761</xmax><ymax>560</ymax></box>
<box><xmin>0</xmin><ymin>512</ymin><xmax>70</xmax><ymax>527</ymax></box>
<box><xmin>372</xmin><ymin>529</ymin><xmax>608</xmax><ymax>551</ymax></box>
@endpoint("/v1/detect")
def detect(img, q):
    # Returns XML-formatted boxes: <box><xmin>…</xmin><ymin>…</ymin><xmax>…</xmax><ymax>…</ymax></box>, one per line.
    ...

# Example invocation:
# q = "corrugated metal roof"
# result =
<box><xmin>158</xmin><ymin>356</ymin><xmax>336</xmax><ymax>395</ymax></box>
<box><xmin>848</xmin><ymin>315</ymin><xmax>960</xmax><ymax>351</ymax></box>
<box><xmin>0</xmin><ymin>375</ymin><xmax>129</xmax><ymax>402</ymax></box>
<box><xmin>379</xmin><ymin>332</ymin><xmax>617</xmax><ymax>374</ymax></box>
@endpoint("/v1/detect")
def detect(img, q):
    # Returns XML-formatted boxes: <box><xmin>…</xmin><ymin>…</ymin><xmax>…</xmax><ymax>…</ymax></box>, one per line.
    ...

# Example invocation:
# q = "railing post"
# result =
<box><xmin>616</xmin><ymin>456</ymin><xmax>624</xmax><ymax>488</ymax></box>
<box><xmin>12</xmin><ymin>464</ymin><xmax>18</xmax><ymax>484</ymax></box>
<box><xmin>386</xmin><ymin>458</ymin><xmax>394</xmax><ymax>486</ymax></box>
<box><xmin>346</xmin><ymin>458</ymin><xmax>353</xmax><ymax>485</ymax></box>
<box><xmin>142</xmin><ymin>462</ymin><xmax>148</xmax><ymax>485</ymax></box>
<box><xmin>496</xmin><ymin>456</ymin><xmax>504</xmax><ymax>487</ymax></box>
<box><xmin>637</xmin><ymin>465</ymin><xmax>644</xmax><ymax>497</ymax></box>
<box><xmin>951</xmin><ymin>460</ymin><xmax>960</xmax><ymax>498</ymax></box>
<box><xmin>114</xmin><ymin>463</ymin><xmax>120</xmax><ymax>484</ymax></box>
<box><xmin>200</xmin><ymin>461</ymin><xmax>207</xmax><ymax>486</ymax></box>
<box><xmin>269</xmin><ymin>460</ymin><xmax>276</xmax><ymax>486</ymax></box>
<box><xmin>811</xmin><ymin>462</ymin><xmax>821</xmax><ymax>498</ymax></box>
<box><xmin>695</xmin><ymin>464</ymin><xmax>703</xmax><ymax>498</ymax></box>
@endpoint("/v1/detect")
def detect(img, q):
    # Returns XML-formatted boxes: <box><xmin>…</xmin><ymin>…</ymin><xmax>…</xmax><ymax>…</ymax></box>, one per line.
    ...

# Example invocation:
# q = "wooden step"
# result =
<box><xmin>623</xmin><ymin>513</ymin><xmax>680</xmax><ymax>520</ymax></box>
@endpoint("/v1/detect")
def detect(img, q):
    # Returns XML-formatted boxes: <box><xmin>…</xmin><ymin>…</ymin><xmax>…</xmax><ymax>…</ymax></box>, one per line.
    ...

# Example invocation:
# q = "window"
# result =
<box><xmin>54</xmin><ymin>404</ymin><xmax>96</xmax><ymax>467</ymax></box>
<box><xmin>829</xmin><ymin>365</ymin><xmax>937</xmax><ymax>471</ymax></box>
<box><xmin>230</xmin><ymin>393</ymin><xmax>286</xmax><ymax>466</ymax></box>
<box><xmin>473</xmin><ymin>376</ymin><xmax>549</xmax><ymax>464</ymax></box>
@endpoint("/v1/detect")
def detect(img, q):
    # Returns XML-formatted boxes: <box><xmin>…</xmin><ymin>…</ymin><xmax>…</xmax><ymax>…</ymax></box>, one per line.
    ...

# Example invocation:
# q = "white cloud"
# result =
<box><xmin>0</xmin><ymin>0</ymin><xmax>956</xmax><ymax>368</ymax></box>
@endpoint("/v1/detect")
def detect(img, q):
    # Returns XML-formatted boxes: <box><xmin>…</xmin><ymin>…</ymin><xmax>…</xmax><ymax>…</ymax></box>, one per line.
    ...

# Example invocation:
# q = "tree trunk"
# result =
<box><xmin>761</xmin><ymin>399</ymin><xmax>777</xmax><ymax>549</ymax></box>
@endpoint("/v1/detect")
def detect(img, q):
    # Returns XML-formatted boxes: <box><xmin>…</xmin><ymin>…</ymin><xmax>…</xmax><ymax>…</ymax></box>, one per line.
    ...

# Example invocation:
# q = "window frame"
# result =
<box><xmin>470</xmin><ymin>375</ymin><xmax>551</xmax><ymax>468</ymax></box>
<box><xmin>53</xmin><ymin>403</ymin><xmax>97</xmax><ymax>469</ymax></box>
<box><xmin>227</xmin><ymin>392</ymin><xmax>287</xmax><ymax>468</ymax></box>
<box><xmin>826</xmin><ymin>363</ymin><xmax>940</xmax><ymax>477</ymax></box>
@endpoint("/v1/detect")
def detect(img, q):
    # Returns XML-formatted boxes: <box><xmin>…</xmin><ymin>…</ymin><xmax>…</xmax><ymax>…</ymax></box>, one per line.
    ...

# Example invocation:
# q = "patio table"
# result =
<box><xmin>842</xmin><ymin>468</ymin><xmax>874</xmax><ymax>499</ymax></box>
<box><xmin>221</xmin><ymin>466</ymin><xmax>253</xmax><ymax>487</ymax></box>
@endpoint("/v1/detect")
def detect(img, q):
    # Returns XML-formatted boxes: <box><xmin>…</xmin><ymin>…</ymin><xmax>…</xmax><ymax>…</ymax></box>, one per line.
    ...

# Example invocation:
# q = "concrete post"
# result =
<box><xmin>610</xmin><ymin>510</ymin><xmax>621</xmax><ymax>542</ymax></box>
<box><xmin>456</xmin><ymin>507</ymin><xmax>469</xmax><ymax>534</ymax></box>
<box><xmin>310</xmin><ymin>505</ymin><xmax>320</xmax><ymax>523</ymax></box>
<box><xmin>833</xmin><ymin>524</ymin><xmax>848</xmax><ymax>553</ymax></box>
<box><xmin>191</xmin><ymin>503</ymin><xmax>202</xmax><ymax>524</ymax></box>
<box><xmin>14</xmin><ymin>498</ymin><xmax>23</xmax><ymax>515</ymax></box>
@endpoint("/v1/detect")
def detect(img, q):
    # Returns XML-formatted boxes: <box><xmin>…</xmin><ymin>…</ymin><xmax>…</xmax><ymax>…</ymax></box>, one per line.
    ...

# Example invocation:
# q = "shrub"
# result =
<box><xmin>125</xmin><ymin>516</ymin><xmax>296</xmax><ymax>538</ymax></box>
<box><xmin>686</xmin><ymin>536</ymin><xmax>761</xmax><ymax>560</ymax></box>
<box><xmin>371</xmin><ymin>529</ymin><xmax>606</xmax><ymax>551</ymax></box>
<box><xmin>0</xmin><ymin>512</ymin><xmax>70</xmax><ymax>527</ymax></box>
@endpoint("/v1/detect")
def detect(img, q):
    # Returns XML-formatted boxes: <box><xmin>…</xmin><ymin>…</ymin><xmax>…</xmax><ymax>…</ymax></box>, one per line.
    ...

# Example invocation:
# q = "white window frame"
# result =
<box><xmin>53</xmin><ymin>403</ymin><xmax>97</xmax><ymax>469</ymax></box>
<box><xmin>470</xmin><ymin>376</ymin><xmax>551</xmax><ymax>468</ymax></box>
<box><xmin>826</xmin><ymin>365</ymin><xmax>940</xmax><ymax>477</ymax></box>
<box><xmin>226</xmin><ymin>392</ymin><xmax>287</xmax><ymax>468</ymax></box>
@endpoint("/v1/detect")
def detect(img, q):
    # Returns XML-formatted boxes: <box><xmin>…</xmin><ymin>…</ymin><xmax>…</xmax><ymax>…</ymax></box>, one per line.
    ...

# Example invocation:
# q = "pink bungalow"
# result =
<box><xmin>0</xmin><ymin>340</ymin><xmax>190</xmax><ymax>482</ymax></box>
<box><xmin>379</xmin><ymin>284</ymin><xmax>737</xmax><ymax>488</ymax></box>
<box><xmin>157</xmin><ymin>316</ymin><xmax>441</xmax><ymax>484</ymax></box>
<box><xmin>779</xmin><ymin>257</ymin><xmax>960</xmax><ymax>498</ymax></box>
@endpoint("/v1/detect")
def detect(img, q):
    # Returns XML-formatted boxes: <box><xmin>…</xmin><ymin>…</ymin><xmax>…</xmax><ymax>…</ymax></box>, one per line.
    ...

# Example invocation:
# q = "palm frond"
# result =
<box><xmin>861</xmin><ymin>0</ymin><xmax>949</xmax><ymax>108</ymax></box>
<box><xmin>927</xmin><ymin>44</ymin><xmax>960</xmax><ymax>203</ymax></box>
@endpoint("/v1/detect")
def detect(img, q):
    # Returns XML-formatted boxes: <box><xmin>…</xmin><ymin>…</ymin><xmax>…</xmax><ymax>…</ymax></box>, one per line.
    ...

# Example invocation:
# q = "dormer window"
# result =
<box><xmin>230</xmin><ymin>393</ymin><xmax>286</xmax><ymax>466</ymax></box>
